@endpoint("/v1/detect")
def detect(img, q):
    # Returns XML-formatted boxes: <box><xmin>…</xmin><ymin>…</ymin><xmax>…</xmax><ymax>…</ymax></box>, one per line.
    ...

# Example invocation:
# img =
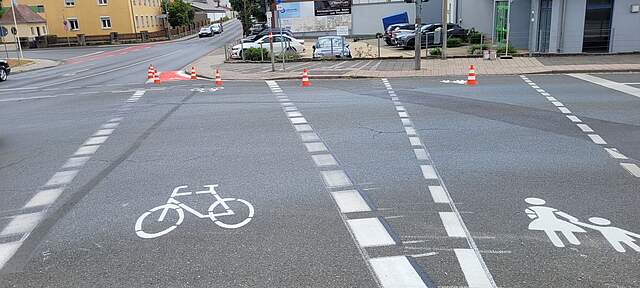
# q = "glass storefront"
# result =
<box><xmin>582</xmin><ymin>0</ymin><xmax>613</xmax><ymax>52</ymax></box>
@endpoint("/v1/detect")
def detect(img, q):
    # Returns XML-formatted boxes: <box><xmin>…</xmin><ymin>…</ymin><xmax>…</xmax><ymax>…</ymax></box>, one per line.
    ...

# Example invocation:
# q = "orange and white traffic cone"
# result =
<box><xmin>190</xmin><ymin>66</ymin><xmax>197</xmax><ymax>80</ymax></box>
<box><xmin>466</xmin><ymin>65</ymin><xmax>477</xmax><ymax>86</ymax></box>
<box><xmin>214</xmin><ymin>68</ymin><xmax>223</xmax><ymax>86</ymax></box>
<box><xmin>301</xmin><ymin>69</ymin><xmax>311</xmax><ymax>87</ymax></box>
<box><xmin>154</xmin><ymin>69</ymin><xmax>161</xmax><ymax>84</ymax></box>
<box><xmin>147</xmin><ymin>64</ymin><xmax>154</xmax><ymax>80</ymax></box>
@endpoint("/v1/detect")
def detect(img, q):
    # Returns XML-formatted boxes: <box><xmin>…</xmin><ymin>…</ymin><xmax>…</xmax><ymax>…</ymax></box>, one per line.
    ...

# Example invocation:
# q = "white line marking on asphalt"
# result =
<box><xmin>290</xmin><ymin>117</ymin><xmax>308</xmax><ymax>124</ymax></box>
<box><xmin>282</xmin><ymin>102</ymin><xmax>294</xmax><ymax>106</ymax></box>
<box><xmin>566</xmin><ymin>115</ymin><xmax>582</xmax><ymax>123</ymax></box>
<box><xmin>45</xmin><ymin>170</ymin><xmax>79</xmax><ymax>187</ymax></box>
<box><xmin>391</xmin><ymin>97</ymin><xmax>399</xmax><ymax>101</ymax></box>
<box><xmin>541</xmin><ymin>92</ymin><xmax>551</xmax><ymax>96</ymax></box>
<box><xmin>321</xmin><ymin>170</ymin><xmax>352</xmax><ymax>188</ymax></box>
<box><xmin>551</xmin><ymin>101</ymin><xmax>564</xmax><ymax>107</ymax></box>
<box><xmin>429</xmin><ymin>186</ymin><xmax>449</xmax><ymax>203</ymax></box>
<box><xmin>536</xmin><ymin>89</ymin><xmax>546</xmax><ymax>93</ymax></box>
<box><xmin>74</xmin><ymin>145</ymin><xmax>100</xmax><ymax>156</ymax></box>
<box><xmin>284</xmin><ymin>106</ymin><xmax>298</xmax><ymax>112</ymax></box>
<box><xmin>620</xmin><ymin>163</ymin><xmax>640</xmax><ymax>177</ymax></box>
<box><xmin>286</xmin><ymin>111</ymin><xmax>303</xmax><ymax>118</ymax></box>
<box><xmin>455</xmin><ymin>249</ymin><xmax>494</xmax><ymax>288</ymax></box>
<box><xmin>278</xmin><ymin>98</ymin><xmax>290</xmax><ymax>102</ymax></box>
<box><xmin>84</xmin><ymin>136</ymin><xmax>109</xmax><ymax>146</ymax></box>
<box><xmin>411</xmin><ymin>252</ymin><xmax>439</xmax><ymax>258</ymax></box>
<box><xmin>24</xmin><ymin>188</ymin><xmax>64</xmax><ymax>208</ymax></box>
<box><xmin>546</xmin><ymin>97</ymin><xmax>557</xmax><ymax>101</ymax></box>
<box><xmin>347</xmin><ymin>218</ymin><xmax>396</xmax><ymax>247</ymax></box>
<box><xmin>413</xmin><ymin>149</ymin><xmax>428</xmax><ymax>160</ymax></box>
<box><xmin>0</xmin><ymin>241</ymin><xmax>23</xmax><ymax>270</ymax></box>
<box><xmin>404</xmin><ymin>127</ymin><xmax>417</xmax><ymax>136</ymax></box>
<box><xmin>62</xmin><ymin>156</ymin><xmax>91</xmax><ymax>169</ymax></box>
<box><xmin>93</xmin><ymin>129</ymin><xmax>115</xmax><ymax>136</ymax></box>
<box><xmin>420</xmin><ymin>165</ymin><xmax>438</xmax><ymax>179</ymax></box>
<box><xmin>108</xmin><ymin>117</ymin><xmax>123</xmax><ymax>122</ymax></box>
<box><xmin>398</xmin><ymin>112</ymin><xmax>409</xmax><ymax>118</ymax></box>
<box><xmin>531</xmin><ymin>85</ymin><xmax>540</xmax><ymax>89</ymax></box>
<box><xmin>311</xmin><ymin>154</ymin><xmax>338</xmax><ymax>167</ymax></box>
<box><xmin>330</xmin><ymin>190</ymin><xmax>371</xmax><ymax>213</ymax></box>
<box><xmin>401</xmin><ymin>118</ymin><xmax>412</xmax><ymax>126</ymax></box>
<box><xmin>577</xmin><ymin>124</ymin><xmax>594</xmax><ymax>132</ymax></box>
<box><xmin>558</xmin><ymin>107</ymin><xmax>572</xmax><ymax>114</ymax></box>
<box><xmin>440</xmin><ymin>212</ymin><xmax>466</xmax><ymax>237</ymax></box>
<box><xmin>299</xmin><ymin>132</ymin><xmax>320</xmax><ymax>142</ymax></box>
<box><xmin>569</xmin><ymin>74</ymin><xmax>640</xmax><ymax>98</ymax></box>
<box><xmin>395</xmin><ymin>106</ymin><xmax>406</xmax><ymax>111</ymax></box>
<box><xmin>604</xmin><ymin>148</ymin><xmax>628</xmax><ymax>160</ymax></box>
<box><xmin>409</xmin><ymin>137</ymin><xmax>422</xmax><ymax>146</ymax></box>
<box><xmin>369</xmin><ymin>256</ymin><xmax>428</xmax><ymax>288</ymax></box>
<box><xmin>393</xmin><ymin>101</ymin><xmax>402</xmax><ymax>106</ymax></box>
<box><xmin>294</xmin><ymin>124</ymin><xmax>313</xmax><ymax>132</ymax></box>
<box><xmin>588</xmin><ymin>134</ymin><xmax>607</xmax><ymax>145</ymax></box>
<box><xmin>102</xmin><ymin>122</ymin><xmax>119</xmax><ymax>129</ymax></box>
<box><xmin>0</xmin><ymin>96</ymin><xmax>58</xmax><ymax>102</ymax></box>
<box><xmin>305</xmin><ymin>142</ymin><xmax>328</xmax><ymax>153</ymax></box>
<box><xmin>0</xmin><ymin>212</ymin><xmax>44</xmax><ymax>236</ymax></box>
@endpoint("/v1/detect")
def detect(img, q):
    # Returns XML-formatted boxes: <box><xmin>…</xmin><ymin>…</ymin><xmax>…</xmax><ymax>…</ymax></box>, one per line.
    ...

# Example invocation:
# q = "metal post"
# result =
<box><xmin>10</xmin><ymin>0</ymin><xmax>24</xmax><ymax>59</ymax></box>
<box><xmin>224</xmin><ymin>43</ymin><xmax>228</xmax><ymax>61</ymax></box>
<box><xmin>279</xmin><ymin>11</ymin><xmax>285</xmax><ymax>71</ymax></box>
<box><xmin>270</xmin><ymin>33</ymin><xmax>275</xmax><ymax>72</ymax></box>
<box><xmin>241</xmin><ymin>38</ymin><xmax>245</xmax><ymax>61</ymax></box>
<box><xmin>377</xmin><ymin>37</ymin><xmax>381</xmax><ymax>58</ymax></box>
<box><xmin>341</xmin><ymin>37</ymin><xmax>345</xmax><ymax>58</ymax></box>
<box><xmin>2</xmin><ymin>36</ymin><xmax>9</xmax><ymax>59</ymax></box>
<box><xmin>260</xmin><ymin>42</ymin><xmax>264</xmax><ymax>62</ymax></box>
<box><xmin>441</xmin><ymin>0</ymin><xmax>448</xmax><ymax>60</ymax></box>
<box><xmin>414</xmin><ymin>0</ymin><xmax>422</xmax><ymax>70</ymax></box>
<box><xmin>505</xmin><ymin>0</ymin><xmax>511</xmax><ymax>57</ymax></box>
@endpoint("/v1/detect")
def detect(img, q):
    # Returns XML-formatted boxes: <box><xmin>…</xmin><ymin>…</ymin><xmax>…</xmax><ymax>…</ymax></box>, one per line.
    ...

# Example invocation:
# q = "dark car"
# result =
<box><xmin>0</xmin><ymin>60</ymin><xmax>9</xmax><ymax>82</ymax></box>
<box><xmin>399</xmin><ymin>23</ymin><xmax>467</xmax><ymax>49</ymax></box>
<box><xmin>383</xmin><ymin>23</ymin><xmax>410</xmax><ymax>45</ymax></box>
<box><xmin>249</xmin><ymin>23</ymin><xmax>268</xmax><ymax>35</ymax></box>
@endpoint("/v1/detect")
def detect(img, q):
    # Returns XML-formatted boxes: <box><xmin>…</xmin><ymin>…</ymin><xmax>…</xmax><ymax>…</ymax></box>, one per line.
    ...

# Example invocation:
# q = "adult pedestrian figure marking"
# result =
<box><xmin>571</xmin><ymin>217</ymin><xmax>640</xmax><ymax>253</ymax></box>
<box><xmin>525</xmin><ymin>198</ymin><xmax>586</xmax><ymax>247</ymax></box>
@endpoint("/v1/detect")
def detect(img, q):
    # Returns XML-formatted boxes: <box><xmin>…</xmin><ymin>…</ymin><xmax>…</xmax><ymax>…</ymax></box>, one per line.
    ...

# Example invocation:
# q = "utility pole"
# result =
<box><xmin>505</xmin><ymin>0</ymin><xmax>512</xmax><ymax>57</ymax></box>
<box><xmin>414</xmin><ymin>0</ymin><xmax>422</xmax><ymax>70</ymax></box>
<box><xmin>10</xmin><ymin>0</ymin><xmax>24</xmax><ymax>60</ymax></box>
<box><xmin>441</xmin><ymin>0</ymin><xmax>447</xmax><ymax>60</ymax></box>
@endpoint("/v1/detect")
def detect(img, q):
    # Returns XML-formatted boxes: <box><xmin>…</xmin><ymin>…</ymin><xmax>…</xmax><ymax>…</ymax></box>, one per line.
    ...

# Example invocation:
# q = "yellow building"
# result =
<box><xmin>0</xmin><ymin>4</ymin><xmax>48</xmax><ymax>39</ymax></box>
<box><xmin>0</xmin><ymin>0</ymin><xmax>164</xmax><ymax>37</ymax></box>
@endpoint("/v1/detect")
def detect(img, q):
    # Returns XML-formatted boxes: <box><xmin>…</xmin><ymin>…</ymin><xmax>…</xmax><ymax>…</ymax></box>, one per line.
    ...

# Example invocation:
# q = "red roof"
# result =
<box><xmin>0</xmin><ymin>4</ymin><xmax>46</xmax><ymax>25</ymax></box>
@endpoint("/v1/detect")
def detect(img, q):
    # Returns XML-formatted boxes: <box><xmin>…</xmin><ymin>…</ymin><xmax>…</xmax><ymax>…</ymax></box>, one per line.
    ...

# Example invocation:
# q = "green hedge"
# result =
<box><xmin>243</xmin><ymin>47</ymin><xmax>269</xmax><ymax>61</ymax></box>
<box><xmin>447</xmin><ymin>38</ymin><xmax>463</xmax><ymax>48</ymax></box>
<box><xmin>496</xmin><ymin>44</ymin><xmax>518</xmax><ymax>55</ymax></box>
<box><xmin>429</xmin><ymin>48</ymin><xmax>442</xmax><ymax>56</ymax></box>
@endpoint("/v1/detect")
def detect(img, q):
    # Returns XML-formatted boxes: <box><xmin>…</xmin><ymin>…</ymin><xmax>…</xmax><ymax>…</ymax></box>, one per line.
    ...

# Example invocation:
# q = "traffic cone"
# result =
<box><xmin>466</xmin><ymin>65</ymin><xmax>477</xmax><ymax>86</ymax></box>
<box><xmin>147</xmin><ymin>64</ymin><xmax>154</xmax><ymax>80</ymax></box>
<box><xmin>154</xmin><ymin>69</ymin><xmax>161</xmax><ymax>84</ymax></box>
<box><xmin>190</xmin><ymin>66</ymin><xmax>197</xmax><ymax>80</ymax></box>
<box><xmin>301</xmin><ymin>69</ymin><xmax>311</xmax><ymax>87</ymax></box>
<box><xmin>214</xmin><ymin>68</ymin><xmax>223</xmax><ymax>86</ymax></box>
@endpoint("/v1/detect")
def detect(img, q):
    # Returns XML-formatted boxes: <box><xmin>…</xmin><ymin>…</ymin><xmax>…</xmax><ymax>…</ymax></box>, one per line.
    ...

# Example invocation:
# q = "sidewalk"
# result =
<box><xmin>9</xmin><ymin>58</ymin><xmax>60</xmax><ymax>73</ymax></box>
<box><xmin>190</xmin><ymin>52</ymin><xmax>640</xmax><ymax>80</ymax></box>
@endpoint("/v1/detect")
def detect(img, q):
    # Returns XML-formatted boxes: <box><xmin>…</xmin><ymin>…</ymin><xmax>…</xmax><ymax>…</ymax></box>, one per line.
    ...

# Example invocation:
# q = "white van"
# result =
<box><xmin>210</xmin><ymin>23</ymin><xmax>223</xmax><ymax>34</ymax></box>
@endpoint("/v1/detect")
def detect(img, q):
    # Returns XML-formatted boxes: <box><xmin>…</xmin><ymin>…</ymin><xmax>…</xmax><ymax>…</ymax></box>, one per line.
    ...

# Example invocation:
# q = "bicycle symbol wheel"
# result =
<box><xmin>135</xmin><ymin>204</ymin><xmax>185</xmax><ymax>239</ymax></box>
<box><xmin>208</xmin><ymin>198</ymin><xmax>254</xmax><ymax>229</ymax></box>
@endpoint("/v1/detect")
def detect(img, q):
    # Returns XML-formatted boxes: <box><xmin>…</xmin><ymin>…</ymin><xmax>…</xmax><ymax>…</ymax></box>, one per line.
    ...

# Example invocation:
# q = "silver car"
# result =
<box><xmin>312</xmin><ymin>36</ymin><xmax>351</xmax><ymax>58</ymax></box>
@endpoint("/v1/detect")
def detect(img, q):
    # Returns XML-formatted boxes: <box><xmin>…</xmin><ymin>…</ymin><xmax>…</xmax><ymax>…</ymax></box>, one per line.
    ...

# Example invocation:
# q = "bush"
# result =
<box><xmin>243</xmin><ymin>47</ymin><xmax>269</xmax><ymax>61</ymax></box>
<box><xmin>429</xmin><ymin>48</ymin><xmax>442</xmax><ymax>56</ymax></box>
<box><xmin>496</xmin><ymin>44</ymin><xmax>518</xmax><ymax>55</ymax></box>
<box><xmin>276</xmin><ymin>50</ymin><xmax>300</xmax><ymax>61</ymax></box>
<box><xmin>467</xmin><ymin>28</ymin><xmax>483</xmax><ymax>44</ymax></box>
<box><xmin>467</xmin><ymin>44</ymin><xmax>489</xmax><ymax>55</ymax></box>
<box><xmin>447</xmin><ymin>38</ymin><xmax>463</xmax><ymax>48</ymax></box>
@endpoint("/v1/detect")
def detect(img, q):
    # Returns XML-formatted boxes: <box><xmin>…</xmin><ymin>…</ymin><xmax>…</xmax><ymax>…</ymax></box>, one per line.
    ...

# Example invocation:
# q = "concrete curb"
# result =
<box><xmin>11</xmin><ymin>59</ymin><xmax>61</xmax><ymax>74</ymax></box>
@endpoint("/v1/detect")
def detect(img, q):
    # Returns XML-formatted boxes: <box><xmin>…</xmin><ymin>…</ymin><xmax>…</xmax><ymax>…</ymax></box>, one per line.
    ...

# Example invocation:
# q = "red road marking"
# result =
<box><xmin>158</xmin><ymin>71</ymin><xmax>191</xmax><ymax>82</ymax></box>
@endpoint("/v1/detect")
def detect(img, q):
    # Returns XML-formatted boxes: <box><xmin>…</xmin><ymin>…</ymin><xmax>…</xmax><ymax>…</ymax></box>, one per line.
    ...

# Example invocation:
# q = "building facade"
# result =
<box><xmin>0</xmin><ymin>4</ymin><xmax>48</xmax><ymax>40</ymax></box>
<box><xmin>1</xmin><ymin>0</ymin><xmax>164</xmax><ymax>37</ymax></box>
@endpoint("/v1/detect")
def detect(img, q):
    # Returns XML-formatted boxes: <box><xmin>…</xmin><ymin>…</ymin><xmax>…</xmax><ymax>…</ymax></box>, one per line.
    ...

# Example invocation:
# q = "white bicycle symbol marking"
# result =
<box><xmin>135</xmin><ymin>184</ymin><xmax>254</xmax><ymax>239</ymax></box>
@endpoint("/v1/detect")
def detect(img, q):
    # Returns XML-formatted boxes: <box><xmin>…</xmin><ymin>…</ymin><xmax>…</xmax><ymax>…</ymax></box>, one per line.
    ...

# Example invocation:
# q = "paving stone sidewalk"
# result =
<box><xmin>190</xmin><ymin>50</ymin><xmax>640</xmax><ymax>80</ymax></box>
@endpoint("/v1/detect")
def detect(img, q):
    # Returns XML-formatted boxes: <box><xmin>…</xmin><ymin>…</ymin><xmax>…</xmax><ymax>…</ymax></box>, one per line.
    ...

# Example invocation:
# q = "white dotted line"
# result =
<box><xmin>0</xmin><ymin>90</ymin><xmax>146</xmax><ymax>270</ymax></box>
<box><xmin>519</xmin><ymin>75</ymin><xmax>639</xmax><ymax>178</ymax></box>
<box><xmin>381</xmin><ymin>78</ymin><xmax>497</xmax><ymax>288</ymax></box>
<box><xmin>265</xmin><ymin>81</ymin><xmax>428</xmax><ymax>288</ymax></box>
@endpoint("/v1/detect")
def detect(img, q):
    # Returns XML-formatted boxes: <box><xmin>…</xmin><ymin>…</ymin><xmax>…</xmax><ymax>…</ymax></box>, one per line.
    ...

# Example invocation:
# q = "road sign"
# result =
<box><xmin>10</xmin><ymin>27</ymin><xmax>17</xmax><ymax>36</ymax></box>
<box><xmin>0</xmin><ymin>27</ymin><xmax>7</xmax><ymax>37</ymax></box>
<box><xmin>336</xmin><ymin>26</ymin><xmax>349</xmax><ymax>36</ymax></box>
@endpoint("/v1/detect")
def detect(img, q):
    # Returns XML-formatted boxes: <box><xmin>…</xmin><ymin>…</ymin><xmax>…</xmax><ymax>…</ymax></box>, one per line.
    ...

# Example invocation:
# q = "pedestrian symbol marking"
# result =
<box><xmin>525</xmin><ymin>198</ymin><xmax>640</xmax><ymax>252</ymax></box>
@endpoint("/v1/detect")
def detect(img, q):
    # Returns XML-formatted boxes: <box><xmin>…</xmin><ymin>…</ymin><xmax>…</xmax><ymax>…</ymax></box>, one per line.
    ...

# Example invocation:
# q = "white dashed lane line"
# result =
<box><xmin>0</xmin><ymin>90</ymin><xmax>147</xmax><ymax>271</ymax></box>
<box><xmin>520</xmin><ymin>75</ymin><xmax>639</xmax><ymax>178</ymax></box>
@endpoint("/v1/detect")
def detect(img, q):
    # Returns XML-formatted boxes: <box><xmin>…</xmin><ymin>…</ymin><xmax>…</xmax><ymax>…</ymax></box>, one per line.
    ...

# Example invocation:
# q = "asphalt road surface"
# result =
<box><xmin>1</xmin><ymin>24</ymin><xmax>639</xmax><ymax>287</ymax></box>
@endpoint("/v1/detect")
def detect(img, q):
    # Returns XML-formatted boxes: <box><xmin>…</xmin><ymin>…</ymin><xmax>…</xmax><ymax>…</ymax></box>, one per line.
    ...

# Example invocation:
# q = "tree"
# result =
<box><xmin>229</xmin><ymin>0</ymin><xmax>266</xmax><ymax>35</ymax></box>
<box><xmin>162</xmin><ymin>0</ymin><xmax>194</xmax><ymax>27</ymax></box>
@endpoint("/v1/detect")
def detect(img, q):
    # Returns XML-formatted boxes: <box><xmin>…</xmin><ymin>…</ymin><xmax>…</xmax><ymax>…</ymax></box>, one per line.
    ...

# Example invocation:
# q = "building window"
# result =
<box><xmin>68</xmin><ymin>18</ymin><xmax>79</xmax><ymax>30</ymax></box>
<box><xmin>43</xmin><ymin>26</ymin><xmax>47</xmax><ymax>34</ymax></box>
<box><xmin>31</xmin><ymin>27</ymin><xmax>35</xmax><ymax>35</ymax></box>
<box><xmin>100</xmin><ymin>16</ymin><xmax>112</xmax><ymax>29</ymax></box>
<box><xmin>98</xmin><ymin>0</ymin><xmax>108</xmax><ymax>5</ymax></box>
<box><xmin>35</xmin><ymin>5</ymin><xmax>45</xmax><ymax>12</ymax></box>
<box><xmin>65</xmin><ymin>0</ymin><xmax>75</xmax><ymax>7</ymax></box>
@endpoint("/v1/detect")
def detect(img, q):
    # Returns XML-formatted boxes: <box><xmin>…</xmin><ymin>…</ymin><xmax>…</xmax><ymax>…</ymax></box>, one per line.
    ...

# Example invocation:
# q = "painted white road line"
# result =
<box><xmin>439</xmin><ymin>212</ymin><xmax>466</xmax><ymax>237</ymax></box>
<box><xmin>620</xmin><ymin>163</ymin><xmax>640</xmax><ymax>177</ymax></box>
<box><xmin>369</xmin><ymin>256</ymin><xmax>429</xmax><ymax>288</ymax></box>
<box><xmin>577</xmin><ymin>124</ymin><xmax>594</xmax><ymax>132</ymax></box>
<box><xmin>305</xmin><ymin>142</ymin><xmax>328</xmax><ymax>153</ymax></box>
<box><xmin>420</xmin><ymin>165</ymin><xmax>438</xmax><ymax>180</ymax></box>
<box><xmin>413</xmin><ymin>149</ymin><xmax>428</xmax><ymax>160</ymax></box>
<box><xmin>588</xmin><ymin>134</ymin><xmax>607</xmax><ymax>145</ymax></box>
<box><xmin>84</xmin><ymin>136</ymin><xmax>109</xmax><ymax>146</ymax></box>
<box><xmin>299</xmin><ymin>132</ymin><xmax>320</xmax><ymax>142</ymax></box>
<box><xmin>62</xmin><ymin>156</ymin><xmax>91</xmax><ymax>169</ymax></box>
<box><xmin>569</xmin><ymin>74</ymin><xmax>640</xmax><ymax>98</ymax></box>
<box><xmin>546</xmin><ymin>97</ymin><xmax>557</xmax><ymax>101</ymax></box>
<box><xmin>284</xmin><ymin>106</ymin><xmax>298</xmax><ymax>112</ymax></box>
<box><xmin>286</xmin><ymin>111</ymin><xmax>303</xmax><ymax>118</ymax></box>
<box><xmin>401</xmin><ymin>118</ymin><xmax>412</xmax><ymax>126</ymax></box>
<box><xmin>398</xmin><ymin>112</ymin><xmax>409</xmax><ymax>118</ymax></box>
<box><xmin>622</xmin><ymin>82</ymin><xmax>640</xmax><ymax>85</ymax></box>
<box><xmin>44</xmin><ymin>170</ymin><xmax>79</xmax><ymax>187</ymax></box>
<box><xmin>604</xmin><ymin>148</ymin><xmax>628</xmax><ymax>160</ymax></box>
<box><xmin>347</xmin><ymin>218</ymin><xmax>396</xmax><ymax>247</ymax></box>
<box><xmin>108</xmin><ymin>117</ymin><xmax>123</xmax><ymax>122</ymax></box>
<box><xmin>541</xmin><ymin>92</ymin><xmax>551</xmax><ymax>96</ymax></box>
<box><xmin>101</xmin><ymin>122</ymin><xmax>119</xmax><ymax>129</ymax></box>
<box><xmin>566</xmin><ymin>115</ymin><xmax>582</xmax><ymax>123</ymax></box>
<box><xmin>294</xmin><ymin>124</ymin><xmax>313</xmax><ymax>132</ymax></box>
<box><xmin>330</xmin><ymin>190</ymin><xmax>371</xmax><ymax>213</ymax></box>
<box><xmin>405</xmin><ymin>127</ymin><xmax>417</xmax><ymax>136</ymax></box>
<box><xmin>74</xmin><ymin>145</ymin><xmax>100</xmax><ymax>156</ymax></box>
<box><xmin>311</xmin><ymin>154</ymin><xmax>338</xmax><ymax>167</ymax></box>
<box><xmin>429</xmin><ymin>186</ymin><xmax>449</xmax><ymax>204</ymax></box>
<box><xmin>0</xmin><ymin>212</ymin><xmax>44</xmax><ymax>236</ymax></box>
<box><xmin>409</xmin><ymin>137</ymin><xmax>422</xmax><ymax>146</ymax></box>
<box><xmin>290</xmin><ymin>117</ymin><xmax>308</xmax><ymax>124</ymax></box>
<box><xmin>455</xmin><ymin>249</ymin><xmax>494</xmax><ymax>288</ymax></box>
<box><xmin>558</xmin><ymin>107</ymin><xmax>572</xmax><ymax>114</ymax></box>
<box><xmin>321</xmin><ymin>170</ymin><xmax>353</xmax><ymax>188</ymax></box>
<box><xmin>0</xmin><ymin>96</ymin><xmax>57</xmax><ymax>102</ymax></box>
<box><xmin>536</xmin><ymin>89</ymin><xmax>546</xmax><ymax>93</ymax></box>
<box><xmin>93</xmin><ymin>129</ymin><xmax>115</xmax><ymax>136</ymax></box>
<box><xmin>282</xmin><ymin>102</ymin><xmax>294</xmax><ymax>107</ymax></box>
<box><xmin>551</xmin><ymin>101</ymin><xmax>564</xmax><ymax>107</ymax></box>
<box><xmin>24</xmin><ymin>188</ymin><xmax>64</xmax><ymax>208</ymax></box>
<box><xmin>395</xmin><ymin>106</ymin><xmax>406</xmax><ymax>111</ymax></box>
<box><xmin>0</xmin><ymin>241</ymin><xmax>23</xmax><ymax>270</ymax></box>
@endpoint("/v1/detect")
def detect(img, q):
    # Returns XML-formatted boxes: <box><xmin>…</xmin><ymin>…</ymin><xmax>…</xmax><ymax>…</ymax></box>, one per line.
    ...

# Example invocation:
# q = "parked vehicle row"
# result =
<box><xmin>231</xmin><ymin>34</ymin><xmax>305</xmax><ymax>59</ymax></box>
<box><xmin>312</xmin><ymin>36</ymin><xmax>351</xmax><ymax>58</ymax></box>
<box><xmin>386</xmin><ymin>23</ymin><xmax>467</xmax><ymax>49</ymax></box>
<box><xmin>198</xmin><ymin>23</ymin><xmax>224</xmax><ymax>38</ymax></box>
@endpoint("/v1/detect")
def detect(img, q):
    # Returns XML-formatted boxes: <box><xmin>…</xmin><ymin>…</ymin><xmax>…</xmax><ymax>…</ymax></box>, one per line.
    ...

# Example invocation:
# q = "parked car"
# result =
<box><xmin>198</xmin><ymin>27</ymin><xmax>213</xmax><ymax>38</ymax></box>
<box><xmin>249</xmin><ymin>23</ymin><xmax>268</xmax><ymax>35</ymax></box>
<box><xmin>312</xmin><ymin>36</ymin><xmax>351</xmax><ymax>58</ymax></box>
<box><xmin>390</xmin><ymin>24</ymin><xmax>425</xmax><ymax>46</ymax></box>
<box><xmin>210</xmin><ymin>23</ymin><xmax>223</xmax><ymax>34</ymax></box>
<box><xmin>384</xmin><ymin>23</ymin><xmax>411</xmax><ymax>45</ymax></box>
<box><xmin>231</xmin><ymin>34</ymin><xmax>305</xmax><ymax>59</ymax></box>
<box><xmin>0</xmin><ymin>60</ymin><xmax>9</xmax><ymax>82</ymax></box>
<box><xmin>398</xmin><ymin>23</ymin><xmax>467</xmax><ymax>49</ymax></box>
<box><xmin>242</xmin><ymin>28</ymin><xmax>294</xmax><ymax>43</ymax></box>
